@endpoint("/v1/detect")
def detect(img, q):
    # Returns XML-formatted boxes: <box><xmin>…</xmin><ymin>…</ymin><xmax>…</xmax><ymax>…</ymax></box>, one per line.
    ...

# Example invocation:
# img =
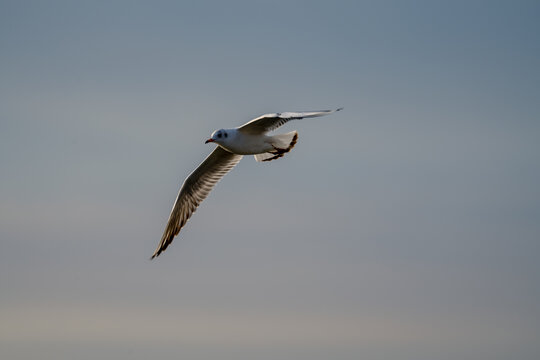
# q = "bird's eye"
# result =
<box><xmin>217</xmin><ymin>133</ymin><xmax>222</xmax><ymax>138</ymax></box>
<box><xmin>224</xmin><ymin>132</ymin><xmax>228</xmax><ymax>138</ymax></box>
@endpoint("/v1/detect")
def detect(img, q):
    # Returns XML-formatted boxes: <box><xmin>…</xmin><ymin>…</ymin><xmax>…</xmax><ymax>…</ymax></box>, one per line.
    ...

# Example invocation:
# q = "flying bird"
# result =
<box><xmin>151</xmin><ymin>108</ymin><xmax>343</xmax><ymax>258</ymax></box>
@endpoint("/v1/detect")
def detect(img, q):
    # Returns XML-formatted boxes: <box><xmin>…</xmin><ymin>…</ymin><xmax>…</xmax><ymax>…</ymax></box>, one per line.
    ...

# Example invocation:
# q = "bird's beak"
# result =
<box><xmin>205</xmin><ymin>138</ymin><xmax>214</xmax><ymax>144</ymax></box>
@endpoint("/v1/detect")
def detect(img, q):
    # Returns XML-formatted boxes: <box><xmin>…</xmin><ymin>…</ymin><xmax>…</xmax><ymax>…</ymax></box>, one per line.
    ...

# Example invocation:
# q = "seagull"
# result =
<box><xmin>151</xmin><ymin>108</ymin><xmax>343</xmax><ymax>259</ymax></box>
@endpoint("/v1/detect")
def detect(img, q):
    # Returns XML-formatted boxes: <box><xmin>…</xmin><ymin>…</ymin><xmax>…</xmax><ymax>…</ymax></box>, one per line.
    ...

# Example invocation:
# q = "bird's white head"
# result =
<box><xmin>205</xmin><ymin>129</ymin><xmax>231</xmax><ymax>145</ymax></box>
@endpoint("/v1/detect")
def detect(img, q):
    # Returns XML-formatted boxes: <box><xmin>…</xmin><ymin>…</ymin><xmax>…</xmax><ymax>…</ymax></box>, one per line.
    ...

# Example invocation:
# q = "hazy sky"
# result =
<box><xmin>1</xmin><ymin>1</ymin><xmax>539</xmax><ymax>359</ymax></box>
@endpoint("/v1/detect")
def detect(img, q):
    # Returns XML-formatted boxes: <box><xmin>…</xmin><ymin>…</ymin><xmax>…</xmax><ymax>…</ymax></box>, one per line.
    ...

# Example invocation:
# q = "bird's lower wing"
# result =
<box><xmin>151</xmin><ymin>146</ymin><xmax>243</xmax><ymax>258</ymax></box>
<box><xmin>237</xmin><ymin>108</ymin><xmax>343</xmax><ymax>134</ymax></box>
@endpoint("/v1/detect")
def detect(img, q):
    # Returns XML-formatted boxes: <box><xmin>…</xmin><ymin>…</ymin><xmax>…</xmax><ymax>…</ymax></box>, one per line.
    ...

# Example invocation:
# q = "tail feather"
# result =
<box><xmin>254</xmin><ymin>131</ymin><xmax>298</xmax><ymax>162</ymax></box>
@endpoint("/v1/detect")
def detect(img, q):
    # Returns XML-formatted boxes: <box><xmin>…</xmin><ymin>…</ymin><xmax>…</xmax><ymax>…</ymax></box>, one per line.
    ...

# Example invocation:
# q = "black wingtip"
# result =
<box><xmin>336</xmin><ymin>107</ymin><xmax>344</xmax><ymax>112</ymax></box>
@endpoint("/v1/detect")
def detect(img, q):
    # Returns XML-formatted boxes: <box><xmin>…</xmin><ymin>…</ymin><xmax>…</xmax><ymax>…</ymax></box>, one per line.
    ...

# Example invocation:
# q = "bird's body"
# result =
<box><xmin>212</xmin><ymin>129</ymin><xmax>275</xmax><ymax>155</ymax></box>
<box><xmin>151</xmin><ymin>108</ymin><xmax>343</xmax><ymax>259</ymax></box>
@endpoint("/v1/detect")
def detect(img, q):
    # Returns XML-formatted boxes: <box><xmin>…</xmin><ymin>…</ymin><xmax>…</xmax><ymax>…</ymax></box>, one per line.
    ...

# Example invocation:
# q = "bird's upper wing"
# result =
<box><xmin>151</xmin><ymin>146</ymin><xmax>243</xmax><ymax>259</ymax></box>
<box><xmin>237</xmin><ymin>108</ymin><xmax>343</xmax><ymax>135</ymax></box>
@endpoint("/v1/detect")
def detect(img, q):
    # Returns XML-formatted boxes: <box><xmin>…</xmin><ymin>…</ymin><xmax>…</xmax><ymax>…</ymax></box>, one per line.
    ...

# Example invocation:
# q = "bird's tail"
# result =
<box><xmin>254</xmin><ymin>131</ymin><xmax>298</xmax><ymax>162</ymax></box>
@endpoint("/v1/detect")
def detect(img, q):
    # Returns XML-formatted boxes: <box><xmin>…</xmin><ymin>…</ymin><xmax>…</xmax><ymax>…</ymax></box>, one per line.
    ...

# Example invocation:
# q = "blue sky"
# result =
<box><xmin>1</xmin><ymin>1</ymin><xmax>539</xmax><ymax>359</ymax></box>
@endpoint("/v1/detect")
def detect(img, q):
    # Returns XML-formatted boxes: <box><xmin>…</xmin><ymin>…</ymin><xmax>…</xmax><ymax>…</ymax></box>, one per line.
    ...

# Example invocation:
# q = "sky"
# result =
<box><xmin>1</xmin><ymin>0</ymin><xmax>539</xmax><ymax>359</ymax></box>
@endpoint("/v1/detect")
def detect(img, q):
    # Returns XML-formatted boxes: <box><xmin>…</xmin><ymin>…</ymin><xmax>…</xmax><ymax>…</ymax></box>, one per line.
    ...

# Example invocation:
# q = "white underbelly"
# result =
<box><xmin>221</xmin><ymin>134</ymin><xmax>273</xmax><ymax>155</ymax></box>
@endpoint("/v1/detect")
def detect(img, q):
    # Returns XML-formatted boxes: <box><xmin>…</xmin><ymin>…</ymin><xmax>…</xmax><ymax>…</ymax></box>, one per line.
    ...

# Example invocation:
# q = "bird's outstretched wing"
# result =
<box><xmin>152</xmin><ymin>146</ymin><xmax>243</xmax><ymax>258</ymax></box>
<box><xmin>237</xmin><ymin>108</ymin><xmax>343</xmax><ymax>135</ymax></box>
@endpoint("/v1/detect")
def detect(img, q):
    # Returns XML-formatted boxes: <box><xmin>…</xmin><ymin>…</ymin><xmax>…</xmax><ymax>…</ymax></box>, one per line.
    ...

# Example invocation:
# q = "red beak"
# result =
<box><xmin>205</xmin><ymin>138</ymin><xmax>214</xmax><ymax>144</ymax></box>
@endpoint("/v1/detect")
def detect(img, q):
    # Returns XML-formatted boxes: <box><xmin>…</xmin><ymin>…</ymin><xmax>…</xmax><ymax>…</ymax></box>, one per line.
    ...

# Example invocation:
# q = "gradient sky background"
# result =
<box><xmin>1</xmin><ymin>1</ymin><xmax>539</xmax><ymax>359</ymax></box>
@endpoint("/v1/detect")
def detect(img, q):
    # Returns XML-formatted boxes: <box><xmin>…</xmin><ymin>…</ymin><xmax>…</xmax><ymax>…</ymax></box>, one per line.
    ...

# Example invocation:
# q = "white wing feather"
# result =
<box><xmin>152</xmin><ymin>146</ymin><xmax>243</xmax><ymax>258</ymax></box>
<box><xmin>238</xmin><ymin>108</ymin><xmax>343</xmax><ymax>134</ymax></box>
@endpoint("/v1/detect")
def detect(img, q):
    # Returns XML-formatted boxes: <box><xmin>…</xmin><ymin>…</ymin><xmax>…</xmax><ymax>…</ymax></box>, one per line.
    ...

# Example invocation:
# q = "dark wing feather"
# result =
<box><xmin>151</xmin><ymin>146</ymin><xmax>243</xmax><ymax>258</ymax></box>
<box><xmin>237</xmin><ymin>108</ymin><xmax>343</xmax><ymax>135</ymax></box>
